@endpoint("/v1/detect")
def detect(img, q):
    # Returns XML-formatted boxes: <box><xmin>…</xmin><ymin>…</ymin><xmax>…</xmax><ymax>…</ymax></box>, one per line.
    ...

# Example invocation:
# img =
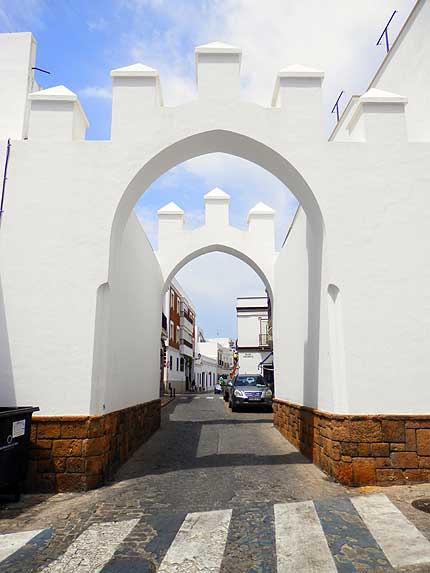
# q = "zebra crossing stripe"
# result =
<box><xmin>0</xmin><ymin>529</ymin><xmax>45</xmax><ymax>562</ymax></box>
<box><xmin>41</xmin><ymin>519</ymin><xmax>139</xmax><ymax>572</ymax></box>
<box><xmin>351</xmin><ymin>493</ymin><xmax>430</xmax><ymax>570</ymax></box>
<box><xmin>274</xmin><ymin>501</ymin><xmax>337</xmax><ymax>573</ymax></box>
<box><xmin>158</xmin><ymin>509</ymin><xmax>232</xmax><ymax>573</ymax></box>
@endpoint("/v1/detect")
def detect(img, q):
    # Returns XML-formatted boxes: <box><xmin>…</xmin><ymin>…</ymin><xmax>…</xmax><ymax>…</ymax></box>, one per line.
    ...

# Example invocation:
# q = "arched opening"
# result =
<box><xmin>92</xmin><ymin>128</ymin><xmax>326</xmax><ymax>484</ymax></box>
<box><xmin>108</xmin><ymin>130</ymin><xmax>324</xmax><ymax>281</ymax></box>
<box><xmin>162</xmin><ymin>244</ymin><xmax>274</xmax><ymax>304</ymax></box>
<box><xmin>162</xmin><ymin>249</ymin><xmax>273</xmax><ymax>398</ymax></box>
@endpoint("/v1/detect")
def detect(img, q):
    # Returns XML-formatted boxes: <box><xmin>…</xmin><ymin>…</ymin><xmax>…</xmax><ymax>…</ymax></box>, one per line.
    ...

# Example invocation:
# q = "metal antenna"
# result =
<box><xmin>32</xmin><ymin>67</ymin><xmax>51</xmax><ymax>74</ymax></box>
<box><xmin>376</xmin><ymin>10</ymin><xmax>398</xmax><ymax>54</ymax></box>
<box><xmin>331</xmin><ymin>91</ymin><xmax>344</xmax><ymax>123</ymax></box>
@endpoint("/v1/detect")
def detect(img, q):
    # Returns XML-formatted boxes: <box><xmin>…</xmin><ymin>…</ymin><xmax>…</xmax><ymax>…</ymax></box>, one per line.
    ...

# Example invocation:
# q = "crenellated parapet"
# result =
<box><xmin>22</xmin><ymin>39</ymin><xmax>419</xmax><ymax>145</ymax></box>
<box><xmin>156</xmin><ymin>187</ymin><xmax>276</xmax><ymax>297</ymax></box>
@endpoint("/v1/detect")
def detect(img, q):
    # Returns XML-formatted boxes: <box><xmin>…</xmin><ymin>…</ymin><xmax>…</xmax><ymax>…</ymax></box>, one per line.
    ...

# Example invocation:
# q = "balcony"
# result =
<box><xmin>259</xmin><ymin>333</ymin><xmax>273</xmax><ymax>348</ymax></box>
<box><xmin>161</xmin><ymin>313</ymin><xmax>168</xmax><ymax>338</ymax></box>
<box><xmin>180</xmin><ymin>339</ymin><xmax>194</xmax><ymax>358</ymax></box>
<box><xmin>180</xmin><ymin>313</ymin><xmax>194</xmax><ymax>330</ymax></box>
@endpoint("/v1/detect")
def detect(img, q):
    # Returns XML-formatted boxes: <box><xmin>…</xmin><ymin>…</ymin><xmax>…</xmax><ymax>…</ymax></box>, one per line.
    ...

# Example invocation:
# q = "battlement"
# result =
<box><xmin>0</xmin><ymin>30</ymin><xmax>414</xmax><ymax>145</ymax></box>
<box><xmin>157</xmin><ymin>188</ymin><xmax>275</xmax><ymax>246</ymax></box>
<box><xmin>156</xmin><ymin>188</ymin><xmax>276</xmax><ymax>293</ymax></box>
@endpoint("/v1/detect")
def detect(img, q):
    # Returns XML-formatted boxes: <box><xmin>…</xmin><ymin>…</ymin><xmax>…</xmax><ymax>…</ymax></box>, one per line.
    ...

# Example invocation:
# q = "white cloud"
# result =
<box><xmin>79</xmin><ymin>86</ymin><xmax>112</xmax><ymax>100</ymax></box>
<box><xmin>0</xmin><ymin>0</ymin><xmax>46</xmax><ymax>31</ymax></box>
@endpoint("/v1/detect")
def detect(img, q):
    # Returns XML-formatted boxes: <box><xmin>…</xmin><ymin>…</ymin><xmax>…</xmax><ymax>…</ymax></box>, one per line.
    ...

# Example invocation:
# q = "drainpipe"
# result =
<box><xmin>0</xmin><ymin>139</ymin><xmax>11</xmax><ymax>217</ymax></box>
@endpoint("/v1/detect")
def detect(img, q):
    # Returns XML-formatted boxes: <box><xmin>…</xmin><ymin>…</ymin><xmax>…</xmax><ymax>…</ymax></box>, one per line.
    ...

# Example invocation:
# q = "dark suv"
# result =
<box><xmin>227</xmin><ymin>374</ymin><xmax>273</xmax><ymax>412</ymax></box>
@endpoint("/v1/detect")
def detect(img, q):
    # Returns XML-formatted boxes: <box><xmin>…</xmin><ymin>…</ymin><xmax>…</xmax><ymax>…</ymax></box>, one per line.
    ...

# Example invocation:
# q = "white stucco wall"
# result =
<box><xmin>194</xmin><ymin>354</ymin><xmax>217</xmax><ymax>389</ymax></box>
<box><xmin>273</xmin><ymin>209</ymin><xmax>331</xmax><ymax>410</ymax></box>
<box><xmin>0</xmin><ymin>33</ymin><xmax>38</xmax><ymax>141</ymax></box>
<box><xmin>238</xmin><ymin>351</ymin><xmax>266</xmax><ymax>375</ymax></box>
<box><xmin>371</xmin><ymin>0</ymin><xmax>430</xmax><ymax>142</ymax></box>
<box><xmin>237</xmin><ymin>313</ymin><xmax>267</xmax><ymax>348</ymax></box>
<box><xmin>99</xmin><ymin>212</ymin><xmax>162</xmax><ymax>414</ymax></box>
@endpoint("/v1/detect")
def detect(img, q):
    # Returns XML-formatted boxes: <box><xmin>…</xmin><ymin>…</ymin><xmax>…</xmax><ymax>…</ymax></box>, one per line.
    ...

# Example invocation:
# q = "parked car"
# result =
<box><xmin>228</xmin><ymin>374</ymin><xmax>273</xmax><ymax>412</ymax></box>
<box><xmin>214</xmin><ymin>383</ymin><xmax>223</xmax><ymax>394</ymax></box>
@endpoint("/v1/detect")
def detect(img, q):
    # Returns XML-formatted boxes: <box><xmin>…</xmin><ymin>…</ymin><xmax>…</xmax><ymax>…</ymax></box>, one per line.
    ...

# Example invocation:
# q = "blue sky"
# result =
<box><xmin>0</xmin><ymin>0</ymin><xmax>416</xmax><ymax>338</ymax></box>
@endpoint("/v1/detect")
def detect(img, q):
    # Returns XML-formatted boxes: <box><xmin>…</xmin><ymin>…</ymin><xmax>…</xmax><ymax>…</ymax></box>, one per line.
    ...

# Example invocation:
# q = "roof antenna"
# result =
<box><xmin>376</xmin><ymin>10</ymin><xmax>398</xmax><ymax>54</ymax></box>
<box><xmin>331</xmin><ymin>90</ymin><xmax>344</xmax><ymax>123</ymax></box>
<box><xmin>32</xmin><ymin>67</ymin><xmax>51</xmax><ymax>74</ymax></box>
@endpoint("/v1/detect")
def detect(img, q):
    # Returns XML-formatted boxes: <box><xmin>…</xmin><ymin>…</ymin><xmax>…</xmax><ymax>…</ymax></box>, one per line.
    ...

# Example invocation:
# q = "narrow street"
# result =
<box><xmin>1</xmin><ymin>396</ymin><xmax>430</xmax><ymax>572</ymax></box>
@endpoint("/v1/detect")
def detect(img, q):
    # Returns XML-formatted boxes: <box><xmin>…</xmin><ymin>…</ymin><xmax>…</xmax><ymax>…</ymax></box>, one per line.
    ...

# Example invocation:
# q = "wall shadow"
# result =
<box><xmin>0</xmin><ymin>274</ymin><xmax>16</xmax><ymax>405</ymax></box>
<box><xmin>114</xmin><ymin>401</ymin><xmax>311</xmax><ymax>484</ymax></box>
<box><xmin>301</xmin><ymin>215</ymin><xmax>323</xmax><ymax>459</ymax></box>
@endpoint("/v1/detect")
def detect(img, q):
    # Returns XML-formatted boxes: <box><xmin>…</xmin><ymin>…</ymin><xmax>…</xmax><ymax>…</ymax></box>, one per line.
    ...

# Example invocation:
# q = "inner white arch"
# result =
<box><xmin>163</xmin><ymin>244</ymin><xmax>273</xmax><ymax>303</ymax></box>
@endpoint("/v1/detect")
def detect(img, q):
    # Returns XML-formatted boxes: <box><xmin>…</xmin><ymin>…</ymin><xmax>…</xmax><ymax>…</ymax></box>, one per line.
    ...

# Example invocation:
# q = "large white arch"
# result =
<box><xmin>108</xmin><ymin>129</ymin><xmax>324</xmax><ymax>281</ymax></box>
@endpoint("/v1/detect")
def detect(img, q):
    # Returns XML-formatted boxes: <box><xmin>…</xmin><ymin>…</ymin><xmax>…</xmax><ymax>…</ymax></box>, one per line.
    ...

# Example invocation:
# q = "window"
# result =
<box><xmin>180</xmin><ymin>357</ymin><xmax>184</xmax><ymax>372</ymax></box>
<box><xmin>176</xmin><ymin>325</ymin><xmax>180</xmax><ymax>342</ymax></box>
<box><xmin>169</xmin><ymin>320</ymin><xmax>174</xmax><ymax>342</ymax></box>
<box><xmin>176</xmin><ymin>357</ymin><xmax>179</xmax><ymax>371</ymax></box>
<box><xmin>177</xmin><ymin>296</ymin><xmax>180</xmax><ymax>312</ymax></box>
<box><xmin>170</xmin><ymin>291</ymin><xmax>174</xmax><ymax>309</ymax></box>
<box><xmin>169</xmin><ymin>355</ymin><xmax>172</xmax><ymax>370</ymax></box>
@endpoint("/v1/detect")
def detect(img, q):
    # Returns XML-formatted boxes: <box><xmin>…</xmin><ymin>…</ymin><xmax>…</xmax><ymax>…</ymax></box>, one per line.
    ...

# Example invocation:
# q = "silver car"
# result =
<box><xmin>228</xmin><ymin>374</ymin><xmax>273</xmax><ymax>412</ymax></box>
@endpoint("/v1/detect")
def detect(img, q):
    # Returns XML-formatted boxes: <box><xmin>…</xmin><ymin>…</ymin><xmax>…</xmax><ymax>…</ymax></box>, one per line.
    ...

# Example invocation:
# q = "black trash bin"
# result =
<box><xmin>0</xmin><ymin>406</ymin><xmax>39</xmax><ymax>501</ymax></box>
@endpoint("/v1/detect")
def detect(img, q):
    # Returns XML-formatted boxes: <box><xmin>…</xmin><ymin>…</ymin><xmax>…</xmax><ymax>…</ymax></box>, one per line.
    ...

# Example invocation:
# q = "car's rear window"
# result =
<box><xmin>235</xmin><ymin>376</ymin><xmax>266</xmax><ymax>387</ymax></box>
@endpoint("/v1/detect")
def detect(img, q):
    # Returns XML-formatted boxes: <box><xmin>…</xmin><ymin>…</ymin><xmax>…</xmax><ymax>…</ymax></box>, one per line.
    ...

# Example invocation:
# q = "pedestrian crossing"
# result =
<box><xmin>0</xmin><ymin>493</ymin><xmax>429</xmax><ymax>572</ymax></box>
<box><xmin>275</xmin><ymin>501</ymin><xmax>337</xmax><ymax>572</ymax></box>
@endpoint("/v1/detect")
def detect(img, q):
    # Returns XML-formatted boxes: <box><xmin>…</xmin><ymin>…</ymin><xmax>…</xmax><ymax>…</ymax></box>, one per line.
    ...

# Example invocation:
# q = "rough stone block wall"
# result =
<box><xmin>26</xmin><ymin>400</ymin><xmax>161</xmax><ymax>492</ymax></box>
<box><xmin>273</xmin><ymin>398</ymin><xmax>430</xmax><ymax>487</ymax></box>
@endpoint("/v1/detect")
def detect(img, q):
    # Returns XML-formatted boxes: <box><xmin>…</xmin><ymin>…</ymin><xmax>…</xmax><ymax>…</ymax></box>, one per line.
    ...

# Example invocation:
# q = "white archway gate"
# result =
<box><xmin>156</xmin><ymin>188</ymin><xmax>276</xmax><ymax>300</ymax></box>
<box><xmin>1</xmin><ymin>35</ymin><xmax>430</xmax><ymax>490</ymax></box>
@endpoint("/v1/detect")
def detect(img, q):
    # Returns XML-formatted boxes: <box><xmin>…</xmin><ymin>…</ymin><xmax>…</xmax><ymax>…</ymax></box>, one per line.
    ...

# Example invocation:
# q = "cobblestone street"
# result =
<box><xmin>1</xmin><ymin>395</ymin><xmax>430</xmax><ymax>572</ymax></box>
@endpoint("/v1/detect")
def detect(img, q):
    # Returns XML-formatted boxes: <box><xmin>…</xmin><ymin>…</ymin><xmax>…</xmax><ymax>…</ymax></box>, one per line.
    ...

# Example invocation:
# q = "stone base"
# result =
<box><xmin>26</xmin><ymin>400</ymin><xmax>161</xmax><ymax>492</ymax></box>
<box><xmin>273</xmin><ymin>398</ymin><xmax>430</xmax><ymax>487</ymax></box>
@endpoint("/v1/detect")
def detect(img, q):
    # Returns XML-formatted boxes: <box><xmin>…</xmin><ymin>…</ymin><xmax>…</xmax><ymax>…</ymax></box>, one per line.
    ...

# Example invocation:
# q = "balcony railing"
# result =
<box><xmin>180</xmin><ymin>311</ymin><xmax>194</xmax><ymax>326</ymax></box>
<box><xmin>180</xmin><ymin>339</ymin><xmax>193</xmax><ymax>349</ymax></box>
<box><xmin>259</xmin><ymin>333</ymin><xmax>273</xmax><ymax>348</ymax></box>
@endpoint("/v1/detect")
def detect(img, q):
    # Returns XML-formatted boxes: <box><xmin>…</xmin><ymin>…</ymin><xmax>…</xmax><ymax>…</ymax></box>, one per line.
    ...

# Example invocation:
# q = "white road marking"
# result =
<box><xmin>274</xmin><ymin>501</ymin><xmax>337</xmax><ymax>573</ymax></box>
<box><xmin>158</xmin><ymin>509</ymin><xmax>232</xmax><ymax>573</ymax></box>
<box><xmin>351</xmin><ymin>493</ymin><xmax>430</xmax><ymax>569</ymax></box>
<box><xmin>41</xmin><ymin>519</ymin><xmax>138</xmax><ymax>572</ymax></box>
<box><xmin>206</xmin><ymin>396</ymin><xmax>214</xmax><ymax>400</ymax></box>
<box><xmin>0</xmin><ymin>529</ymin><xmax>44</xmax><ymax>562</ymax></box>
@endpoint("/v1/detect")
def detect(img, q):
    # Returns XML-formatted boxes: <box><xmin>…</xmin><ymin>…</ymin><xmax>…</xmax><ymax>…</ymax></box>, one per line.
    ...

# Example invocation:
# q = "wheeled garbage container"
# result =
<box><xmin>0</xmin><ymin>407</ymin><xmax>39</xmax><ymax>501</ymax></box>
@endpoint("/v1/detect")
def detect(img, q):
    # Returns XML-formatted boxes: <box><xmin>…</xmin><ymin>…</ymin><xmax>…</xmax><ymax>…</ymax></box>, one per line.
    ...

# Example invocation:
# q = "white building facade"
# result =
<box><xmin>236</xmin><ymin>296</ymin><xmax>273</xmax><ymax>376</ymax></box>
<box><xmin>194</xmin><ymin>330</ymin><xmax>233</xmax><ymax>391</ymax></box>
<box><xmin>163</xmin><ymin>279</ymin><xmax>196</xmax><ymax>394</ymax></box>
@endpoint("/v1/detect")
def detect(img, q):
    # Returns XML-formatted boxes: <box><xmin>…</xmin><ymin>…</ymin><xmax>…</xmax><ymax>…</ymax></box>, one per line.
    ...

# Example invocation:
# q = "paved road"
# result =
<box><xmin>1</xmin><ymin>395</ymin><xmax>430</xmax><ymax>572</ymax></box>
